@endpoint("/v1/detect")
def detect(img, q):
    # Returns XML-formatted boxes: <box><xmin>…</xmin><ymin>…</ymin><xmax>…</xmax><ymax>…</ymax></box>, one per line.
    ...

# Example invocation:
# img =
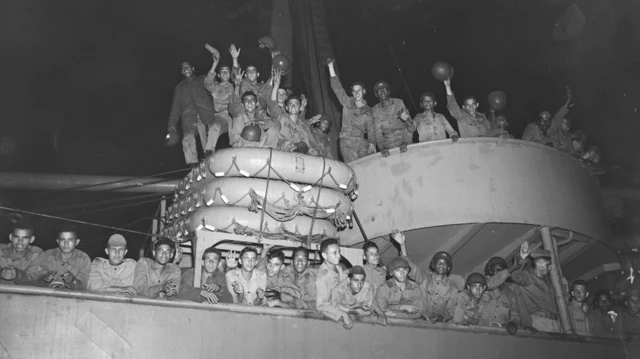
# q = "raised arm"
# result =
<box><xmin>391</xmin><ymin>229</ymin><xmax>427</xmax><ymax>284</ymax></box>
<box><xmin>204</xmin><ymin>53</ymin><xmax>219</xmax><ymax>93</ymax></box>
<box><xmin>551</xmin><ymin>86</ymin><xmax>572</xmax><ymax>129</ymax></box>
<box><xmin>327</xmin><ymin>58</ymin><xmax>350</xmax><ymax>107</ymax></box>
<box><xmin>444</xmin><ymin>79</ymin><xmax>464</xmax><ymax>121</ymax></box>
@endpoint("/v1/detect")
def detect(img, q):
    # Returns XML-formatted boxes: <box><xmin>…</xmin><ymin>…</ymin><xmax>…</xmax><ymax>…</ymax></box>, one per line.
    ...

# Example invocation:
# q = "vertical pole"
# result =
<box><xmin>159</xmin><ymin>198</ymin><xmax>166</xmax><ymax>231</ymax></box>
<box><xmin>540</xmin><ymin>226</ymin><xmax>575</xmax><ymax>334</ymax></box>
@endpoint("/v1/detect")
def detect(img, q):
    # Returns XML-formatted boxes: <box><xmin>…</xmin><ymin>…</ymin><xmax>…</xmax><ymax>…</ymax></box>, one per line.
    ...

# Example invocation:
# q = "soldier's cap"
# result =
<box><xmin>625</xmin><ymin>288</ymin><xmax>640</xmax><ymax>299</ymax></box>
<box><xmin>538</xmin><ymin>110</ymin><xmax>551</xmax><ymax>118</ymax></box>
<box><xmin>485</xmin><ymin>256</ymin><xmax>507</xmax><ymax>271</ymax></box>
<box><xmin>373</xmin><ymin>81</ymin><xmax>390</xmax><ymax>92</ymax></box>
<box><xmin>153</xmin><ymin>238</ymin><xmax>176</xmax><ymax>251</ymax></box>
<box><xmin>107</xmin><ymin>234</ymin><xmax>127</xmax><ymax>247</ymax></box>
<box><xmin>349</xmin><ymin>265</ymin><xmax>366</xmax><ymax>277</ymax></box>
<box><xmin>530</xmin><ymin>248</ymin><xmax>552</xmax><ymax>259</ymax></box>
<box><xmin>465</xmin><ymin>272</ymin><xmax>487</xmax><ymax>287</ymax></box>
<box><xmin>431</xmin><ymin>251</ymin><xmax>453</xmax><ymax>265</ymax></box>
<box><xmin>388</xmin><ymin>257</ymin><xmax>411</xmax><ymax>273</ymax></box>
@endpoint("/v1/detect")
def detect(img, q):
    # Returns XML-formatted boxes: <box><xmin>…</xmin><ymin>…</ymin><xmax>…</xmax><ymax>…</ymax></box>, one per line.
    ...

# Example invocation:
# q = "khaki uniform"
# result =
<box><xmin>446</xmin><ymin>94</ymin><xmax>491</xmax><ymax>137</ymax></box>
<box><xmin>308</xmin><ymin>127</ymin><xmax>333</xmax><ymax>159</ymax></box>
<box><xmin>588</xmin><ymin>309</ymin><xmax>620</xmax><ymax>338</ymax></box>
<box><xmin>178</xmin><ymin>267</ymin><xmax>232</xmax><ymax>304</ymax></box>
<box><xmin>620</xmin><ymin>308</ymin><xmax>640</xmax><ymax>336</ymax></box>
<box><xmin>404</xmin><ymin>255</ymin><xmax>458</xmax><ymax>321</ymax></box>
<box><xmin>87</xmin><ymin>257</ymin><xmax>136</xmax><ymax>292</ymax></box>
<box><xmin>547</xmin><ymin>105</ymin><xmax>573</xmax><ymax>154</ymax></box>
<box><xmin>510</xmin><ymin>268</ymin><xmax>560</xmax><ymax>332</ymax></box>
<box><xmin>36</xmin><ymin>248</ymin><xmax>91</xmax><ymax>290</ymax></box>
<box><xmin>374</xmin><ymin>278</ymin><xmax>423</xmax><ymax>320</ymax></box>
<box><xmin>330</xmin><ymin>278</ymin><xmax>375</xmax><ymax>312</ymax></box>
<box><xmin>522</xmin><ymin>123</ymin><xmax>551</xmax><ymax>146</ymax></box>
<box><xmin>316</xmin><ymin>262</ymin><xmax>347</xmax><ymax>321</ymax></box>
<box><xmin>0</xmin><ymin>244</ymin><xmax>42</xmax><ymax>285</ymax></box>
<box><xmin>294</xmin><ymin>267</ymin><xmax>318</xmax><ymax>310</ymax></box>
<box><xmin>410</xmin><ymin>112</ymin><xmax>458</xmax><ymax>142</ymax></box>
<box><xmin>330</xmin><ymin>77</ymin><xmax>376</xmax><ymax>163</ymax></box>
<box><xmin>225</xmin><ymin>268</ymin><xmax>267</xmax><ymax>306</ymax></box>
<box><xmin>133</xmin><ymin>258</ymin><xmax>181</xmax><ymax>298</ymax></box>
<box><xmin>373</xmin><ymin>99</ymin><xmax>414</xmax><ymax>150</ymax></box>
<box><xmin>567</xmin><ymin>300</ymin><xmax>591</xmax><ymax>336</ymax></box>
<box><xmin>203</xmin><ymin>74</ymin><xmax>234</xmax><ymax>152</ymax></box>
<box><xmin>268</xmin><ymin>99</ymin><xmax>312</xmax><ymax>152</ymax></box>
<box><xmin>228</xmin><ymin>96</ymin><xmax>280</xmax><ymax>149</ymax></box>
<box><xmin>363</xmin><ymin>263</ymin><xmax>387</xmax><ymax>292</ymax></box>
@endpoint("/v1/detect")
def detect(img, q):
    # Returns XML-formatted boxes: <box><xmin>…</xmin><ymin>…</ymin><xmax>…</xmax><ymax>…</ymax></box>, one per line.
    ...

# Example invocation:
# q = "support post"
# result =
<box><xmin>540</xmin><ymin>226</ymin><xmax>575</xmax><ymax>334</ymax></box>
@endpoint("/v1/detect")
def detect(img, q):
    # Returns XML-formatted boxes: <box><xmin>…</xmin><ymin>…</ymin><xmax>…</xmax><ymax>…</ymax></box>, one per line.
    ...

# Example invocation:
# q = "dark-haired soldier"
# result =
<box><xmin>133</xmin><ymin>239</ymin><xmax>181</xmax><ymax>299</ymax></box>
<box><xmin>372</xmin><ymin>81</ymin><xmax>414</xmax><ymax>157</ymax></box>
<box><xmin>0</xmin><ymin>218</ymin><xmax>42</xmax><ymax>285</ymax></box>
<box><xmin>308</xmin><ymin>116</ymin><xmax>334</xmax><ymax>159</ymax></box>
<box><xmin>256</xmin><ymin>247</ymin><xmax>301</xmax><ymax>308</ymax></box>
<box><xmin>36</xmin><ymin>224</ymin><xmax>91</xmax><ymax>290</ymax></box>
<box><xmin>588</xmin><ymin>290</ymin><xmax>619</xmax><ymax>337</ymax></box>
<box><xmin>228</xmin><ymin>66</ymin><xmax>280</xmax><ymax>148</ymax></box>
<box><xmin>203</xmin><ymin>48</ymin><xmax>235</xmax><ymax>154</ymax></box>
<box><xmin>392</xmin><ymin>229</ymin><xmax>458</xmax><ymax>323</ymax></box>
<box><xmin>269</xmin><ymin>69</ymin><xmax>312</xmax><ymax>153</ymax></box>
<box><xmin>331</xmin><ymin>265</ymin><xmax>375</xmax><ymax>317</ymax></box>
<box><xmin>409</xmin><ymin>92</ymin><xmax>459</xmax><ymax>143</ymax></box>
<box><xmin>291</xmin><ymin>246</ymin><xmax>318</xmax><ymax>310</ymax></box>
<box><xmin>362</xmin><ymin>241</ymin><xmax>387</xmax><ymax>291</ymax></box>
<box><xmin>568</xmin><ymin>279</ymin><xmax>591</xmax><ymax>335</ymax></box>
<box><xmin>88</xmin><ymin>234</ymin><xmax>136</xmax><ymax>294</ymax></box>
<box><xmin>547</xmin><ymin>86</ymin><xmax>574</xmax><ymax>154</ymax></box>
<box><xmin>225</xmin><ymin>246</ymin><xmax>267</xmax><ymax>306</ymax></box>
<box><xmin>454</xmin><ymin>273</ymin><xmax>489</xmax><ymax>325</ymax></box>
<box><xmin>373</xmin><ymin>257</ymin><xmax>423</xmax><ymax>326</ymax></box>
<box><xmin>178</xmin><ymin>246</ymin><xmax>231</xmax><ymax>304</ymax></box>
<box><xmin>230</xmin><ymin>44</ymin><xmax>273</xmax><ymax>110</ymax></box>
<box><xmin>620</xmin><ymin>289</ymin><xmax>640</xmax><ymax>336</ymax></box>
<box><xmin>326</xmin><ymin>58</ymin><xmax>377</xmax><ymax>162</ymax></box>
<box><xmin>316</xmin><ymin>238</ymin><xmax>353</xmax><ymax>329</ymax></box>
<box><xmin>443</xmin><ymin>79</ymin><xmax>491</xmax><ymax>138</ymax></box>
<box><xmin>167</xmin><ymin>61</ymin><xmax>214</xmax><ymax>166</ymax></box>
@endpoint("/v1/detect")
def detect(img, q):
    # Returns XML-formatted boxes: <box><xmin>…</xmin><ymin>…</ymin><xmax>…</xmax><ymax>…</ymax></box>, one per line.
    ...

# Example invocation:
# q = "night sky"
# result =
<box><xmin>1</xmin><ymin>0</ymin><xmax>639</xmax><ymax>257</ymax></box>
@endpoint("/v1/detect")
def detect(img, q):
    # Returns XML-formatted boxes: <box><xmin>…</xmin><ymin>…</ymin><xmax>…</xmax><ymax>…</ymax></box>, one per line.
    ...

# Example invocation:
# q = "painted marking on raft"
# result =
<box><xmin>0</xmin><ymin>339</ymin><xmax>12</xmax><ymax>359</ymax></box>
<box><xmin>75</xmin><ymin>310</ymin><xmax>132</xmax><ymax>359</ymax></box>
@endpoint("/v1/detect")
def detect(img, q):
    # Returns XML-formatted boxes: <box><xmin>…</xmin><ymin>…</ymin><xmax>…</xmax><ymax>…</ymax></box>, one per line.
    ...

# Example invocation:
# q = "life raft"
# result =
<box><xmin>167</xmin><ymin>177</ymin><xmax>352</xmax><ymax>228</ymax></box>
<box><xmin>176</xmin><ymin>147</ymin><xmax>358</xmax><ymax>197</ymax></box>
<box><xmin>162</xmin><ymin>206</ymin><xmax>338</xmax><ymax>241</ymax></box>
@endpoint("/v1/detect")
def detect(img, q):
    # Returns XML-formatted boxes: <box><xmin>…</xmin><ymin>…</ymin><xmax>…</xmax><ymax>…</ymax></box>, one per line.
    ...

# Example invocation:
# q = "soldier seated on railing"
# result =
<box><xmin>0</xmin><ymin>216</ymin><xmax>42</xmax><ymax>286</ymax></box>
<box><xmin>133</xmin><ymin>238</ymin><xmax>181</xmax><ymax>299</ymax></box>
<box><xmin>87</xmin><ymin>234</ymin><xmax>136</xmax><ymax>295</ymax></box>
<box><xmin>255</xmin><ymin>246</ymin><xmax>301</xmax><ymax>308</ymax></box>
<box><xmin>331</xmin><ymin>265</ymin><xmax>375</xmax><ymax>320</ymax></box>
<box><xmin>178</xmin><ymin>246</ymin><xmax>232</xmax><ymax>304</ymax></box>
<box><xmin>226</xmin><ymin>246</ymin><xmax>267</xmax><ymax>306</ymax></box>
<box><xmin>35</xmin><ymin>224</ymin><xmax>91</xmax><ymax>291</ymax></box>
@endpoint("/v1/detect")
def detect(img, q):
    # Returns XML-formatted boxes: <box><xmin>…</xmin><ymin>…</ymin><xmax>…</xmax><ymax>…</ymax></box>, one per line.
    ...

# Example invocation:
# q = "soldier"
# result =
<box><xmin>307</xmin><ymin>116</ymin><xmax>334</xmax><ymax>159</ymax></box>
<box><xmin>257</xmin><ymin>247</ymin><xmax>301</xmax><ymax>308</ymax></box>
<box><xmin>0</xmin><ymin>217</ymin><xmax>42</xmax><ymax>285</ymax></box>
<box><xmin>568</xmin><ymin>280</ymin><xmax>592</xmax><ymax>335</ymax></box>
<box><xmin>486</xmin><ymin>115</ymin><xmax>514</xmax><ymax>139</ymax></box>
<box><xmin>316</xmin><ymin>238</ymin><xmax>353</xmax><ymax>329</ymax></box>
<box><xmin>228</xmin><ymin>73</ymin><xmax>280</xmax><ymax>149</ymax></box>
<box><xmin>409</xmin><ymin>92</ymin><xmax>459</xmax><ymax>143</ymax></box>
<box><xmin>291</xmin><ymin>246</ymin><xmax>318</xmax><ymax>310</ymax></box>
<box><xmin>178</xmin><ymin>246</ymin><xmax>232</xmax><ymax>304</ymax></box>
<box><xmin>362</xmin><ymin>241</ymin><xmax>387</xmax><ymax>291</ymax></box>
<box><xmin>331</xmin><ymin>266</ymin><xmax>375</xmax><ymax>318</ymax></box>
<box><xmin>225</xmin><ymin>246</ymin><xmax>267</xmax><ymax>306</ymax></box>
<box><xmin>231</xmin><ymin>44</ymin><xmax>273</xmax><ymax>110</ymax></box>
<box><xmin>327</xmin><ymin>58</ymin><xmax>377</xmax><ymax>163</ymax></box>
<box><xmin>373</xmin><ymin>257</ymin><xmax>423</xmax><ymax>326</ymax></box>
<box><xmin>36</xmin><ymin>224</ymin><xmax>91</xmax><ymax>290</ymax></box>
<box><xmin>166</xmin><ymin>61</ymin><xmax>215</xmax><ymax>166</ymax></box>
<box><xmin>133</xmin><ymin>239</ymin><xmax>181</xmax><ymax>299</ymax></box>
<box><xmin>269</xmin><ymin>69</ymin><xmax>312</xmax><ymax>153</ymax></box>
<box><xmin>443</xmin><ymin>79</ymin><xmax>491</xmax><ymax>138</ymax></box>
<box><xmin>522</xmin><ymin>111</ymin><xmax>553</xmax><ymax>146</ymax></box>
<box><xmin>481</xmin><ymin>257</ymin><xmax>525</xmax><ymax>334</ymax></box>
<box><xmin>87</xmin><ymin>234</ymin><xmax>137</xmax><ymax>295</ymax></box>
<box><xmin>392</xmin><ymin>229</ymin><xmax>458</xmax><ymax>323</ymax></box>
<box><xmin>547</xmin><ymin>87</ymin><xmax>574</xmax><ymax>154</ymax></box>
<box><xmin>203</xmin><ymin>47</ymin><xmax>235</xmax><ymax>155</ymax></box>
<box><xmin>588</xmin><ymin>290</ymin><xmax>620</xmax><ymax>337</ymax></box>
<box><xmin>372</xmin><ymin>81</ymin><xmax>414</xmax><ymax>157</ymax></box>
<box><xmin>620</xmin><ymin>288</ymin><xmax>640</xmax><ymax>336</ymax></box>
<box><xmin>510</xmin><ymin>244</ymin><xmax>560</xmax><ymax>333</ymax></box>
<box><xmin>454</xmin><ymin>273</ymin><xmax>488</xmax><ymax>325</ymax></box>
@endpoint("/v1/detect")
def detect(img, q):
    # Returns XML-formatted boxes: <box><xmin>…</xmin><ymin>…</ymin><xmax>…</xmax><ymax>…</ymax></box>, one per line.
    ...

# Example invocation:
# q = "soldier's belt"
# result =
<box><xmin>339</xmin><ymin>128</ymin><xmax>366</xmax><ymax>138</ymax></box>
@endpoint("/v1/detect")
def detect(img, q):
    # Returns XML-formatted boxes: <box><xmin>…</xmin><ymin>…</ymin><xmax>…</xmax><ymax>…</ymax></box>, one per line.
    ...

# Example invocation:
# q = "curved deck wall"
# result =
<box><xmin>341</xmin><ymin>138</ymin><xmax>610</xmax><ymax>245</ymax></box>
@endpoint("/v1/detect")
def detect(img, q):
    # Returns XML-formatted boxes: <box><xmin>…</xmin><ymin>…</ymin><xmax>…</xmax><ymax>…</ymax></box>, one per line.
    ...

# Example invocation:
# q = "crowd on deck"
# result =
<box><xmin>1</xmin><ymin>217</ymin><xmax>639</xmax><ymax>338</ymax></box>
<box><xmin>165</xmin><ymin>42</ymin><xmax>603</xmax><ymax>179</ymax></box>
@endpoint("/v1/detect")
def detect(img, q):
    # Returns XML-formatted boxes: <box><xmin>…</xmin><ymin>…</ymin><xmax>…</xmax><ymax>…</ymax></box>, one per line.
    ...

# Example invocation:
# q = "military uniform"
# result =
<box><xmin>404</xmin><ymin>255</ymin><xmax>458</xmax><ymax>321</ymax></box>
<box><xmin>374</xmin><ymin>278</ymin><xmax>423</xmax><ymax>320</ymax></box>
<box><xmin>410</xmin><ymin>112</ymin><xmax>458</xmax><ymax>143</ymax></box>
<box><xmin>331</xmin><ymin>278</ymin><xmax>375</xmax><ymax>312</ymax></box>
<box><xmin>446</xmin><ymin>94</ymin><xmax>491</xmax><ymax>137</ymax></box>
<box><xmin>203</xmin><ymin>73</ymin><xmax>234</xmax><ymax>152</ymax></box>
<box><xmin>316</xmin><ymin>262</ymin><xmax>347</xmax><ymax>321</ymax></box>
<box><xmin>0</xmin><ymin>244</ymin><xmax>42</xmax><ymax>285</ymax></box>
<box><xmin>373</xmin><ymin>98</ymin><xmax>414</xmax><ymax>150</ymax></box>
<box><xmin>228</xmin><ymin>95</ymin><xmax>280</xmax><ymax>149</ymax></box>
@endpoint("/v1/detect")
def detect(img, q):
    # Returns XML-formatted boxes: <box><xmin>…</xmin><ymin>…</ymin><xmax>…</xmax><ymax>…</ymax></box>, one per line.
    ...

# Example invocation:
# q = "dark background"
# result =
<box><xmin>0</xmin><ymin>0</ymin><xmax>638</xmax><ymax>258</ymax></box>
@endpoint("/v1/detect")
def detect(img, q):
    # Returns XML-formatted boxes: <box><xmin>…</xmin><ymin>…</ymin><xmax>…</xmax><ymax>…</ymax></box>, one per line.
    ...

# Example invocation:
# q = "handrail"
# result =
<box><xmin>0</xmin><ymin>284</ymin><xmax>628</xmax><ymax>345</ymax></box>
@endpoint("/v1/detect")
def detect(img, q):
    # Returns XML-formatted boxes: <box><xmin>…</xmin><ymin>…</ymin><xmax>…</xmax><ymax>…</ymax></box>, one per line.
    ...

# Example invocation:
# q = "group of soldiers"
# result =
<box><xmin>2</xmin><ymin>217</ymin><xmax>638</xmax><ymax>337</ymax></box>
<box><xmin>167</xmin><ymin>44</ymin><xmax>602</xmax><ymax>174</ymax></box>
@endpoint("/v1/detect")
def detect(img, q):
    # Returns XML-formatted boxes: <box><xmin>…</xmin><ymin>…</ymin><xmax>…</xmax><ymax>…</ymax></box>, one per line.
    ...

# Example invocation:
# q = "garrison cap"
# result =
<box><xmin>107</xmin><ymin>234</ymin><xmax>127</xmax><ymax>247</ymax></box>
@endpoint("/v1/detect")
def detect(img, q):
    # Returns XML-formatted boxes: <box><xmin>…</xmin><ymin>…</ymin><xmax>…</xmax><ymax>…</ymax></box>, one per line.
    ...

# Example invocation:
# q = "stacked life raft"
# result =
<box><xmin>159</xmin><ymin>147</ymin><xmax>358</xmax><ymax>243</ymax></box>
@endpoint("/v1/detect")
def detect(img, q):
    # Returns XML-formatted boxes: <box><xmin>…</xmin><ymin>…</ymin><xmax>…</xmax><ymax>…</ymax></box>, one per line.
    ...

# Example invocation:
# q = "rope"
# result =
<box><xmin>308</xmin><ymin>156</ymin><xmax>326</xmax><ymax>244</ymax></box>
<box><xmin>0</xmin><ymin>206</ymin><xmax>172</xmax><ymax>240</ymax></box>
<box><xmin>64</xmin><ymin>197</ymin><xmax>167</xmax><ymax>218</ymax></box>
<box><xmin>258</xmin><ymin>148</ymin><xmax>274</xmax><ymax>241</ymax></box>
